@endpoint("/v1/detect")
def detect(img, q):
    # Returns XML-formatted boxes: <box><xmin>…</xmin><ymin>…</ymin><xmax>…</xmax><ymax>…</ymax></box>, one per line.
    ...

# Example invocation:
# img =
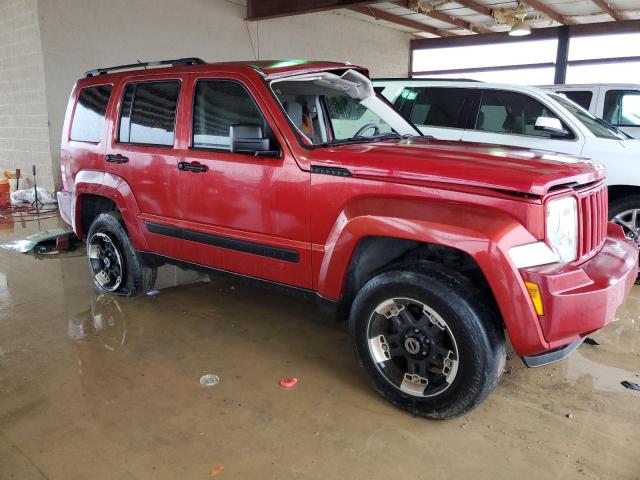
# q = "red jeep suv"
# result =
<box><xmin>57</xmin><ymin>58</ymin><xmax>638</xmax><ymax>419</ymax></box>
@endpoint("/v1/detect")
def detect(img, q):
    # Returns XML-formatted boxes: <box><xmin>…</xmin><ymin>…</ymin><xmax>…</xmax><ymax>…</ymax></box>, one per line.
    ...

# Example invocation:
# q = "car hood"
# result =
<box><xmin>308</xmin><ymin>138</ymin><xmax>604</xmax><ymax>196</ymax></box>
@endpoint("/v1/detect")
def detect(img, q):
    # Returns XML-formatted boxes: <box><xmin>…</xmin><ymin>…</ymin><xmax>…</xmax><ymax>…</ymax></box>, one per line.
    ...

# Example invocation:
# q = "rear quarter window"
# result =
<box><xmin>70</xmin><ymin>85</ymin><xmax>113</xmax><ymax>142</ymax></box>
<box><xmin>556</xmin><ymin>90</ymin><xmax>593</xmax><ymax>110</ymax></box>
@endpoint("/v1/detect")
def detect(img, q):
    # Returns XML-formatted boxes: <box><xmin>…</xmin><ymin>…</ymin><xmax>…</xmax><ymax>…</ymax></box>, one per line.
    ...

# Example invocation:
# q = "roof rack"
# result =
<box><xmin>85</xmin><ymin>57</ymin><xmax>206</xmax><ymax>77</ymax></box>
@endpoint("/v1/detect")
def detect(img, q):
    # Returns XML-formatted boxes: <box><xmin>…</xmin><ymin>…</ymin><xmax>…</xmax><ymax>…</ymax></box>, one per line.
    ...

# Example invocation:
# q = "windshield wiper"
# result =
<box><xmin>320</xmin><ymin>132</ymin><xmax>431</xmax><ymax>147</ymax></box>
<box><xmin>594</xmin><ymin>117</ymin><xmax>631</xmax><ymax>139</ymax></box>
<box><xmin>320</xmin><ymin>137</ymin><xmax>374</xmax><ymax>147</ymax></box>
<box><xmin>368</xmin><ymin>132</ymin><xmax>403</xmax><ymax>141</ymax></box>
<box><xmin>371</xmin><ymin>132</ymin><xmax>435</xmax><ymax>141</ymax></box>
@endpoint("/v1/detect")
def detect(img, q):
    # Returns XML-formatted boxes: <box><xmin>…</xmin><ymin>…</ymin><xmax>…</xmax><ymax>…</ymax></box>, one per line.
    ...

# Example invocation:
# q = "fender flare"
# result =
<box><xmin>73</xmin><ymin>170</ymin><xmax>148</xmax><ymax>251</ymax></box>
<box><xmin>315</xmin><ymin>197</ymin><xmax>549</xmax><ymax>355</ymax></box>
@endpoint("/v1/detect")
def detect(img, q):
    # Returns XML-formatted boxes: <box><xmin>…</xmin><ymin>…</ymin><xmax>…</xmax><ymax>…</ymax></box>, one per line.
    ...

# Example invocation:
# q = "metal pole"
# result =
<box><xmin>554</xmin><ymin>26</ymin><xmax>570</xmax><ymax>84</ymax></box>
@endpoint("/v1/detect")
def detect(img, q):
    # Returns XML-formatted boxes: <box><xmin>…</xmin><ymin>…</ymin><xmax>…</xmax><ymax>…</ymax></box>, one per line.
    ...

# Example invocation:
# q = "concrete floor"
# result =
<box><xmin>1</xmin><ymin>217</ymin><xmax>639</xmax><ymax>480</ymax></box>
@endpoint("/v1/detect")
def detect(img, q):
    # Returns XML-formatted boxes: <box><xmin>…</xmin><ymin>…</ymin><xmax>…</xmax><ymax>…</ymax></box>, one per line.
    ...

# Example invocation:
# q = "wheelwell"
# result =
<box><xmin>337</xmin><ymin>237</ymin><xmax>501</xmax><ymax>324</ymax></box>
<box><xmin>608</xmin><ymin>185</ymin><xmax>640</xmax><ymax>204</ymax></box>
<box><xmin>79</xmin><ymin>194</ymin><xmax>119</xmax><ymax>237</ymax></box>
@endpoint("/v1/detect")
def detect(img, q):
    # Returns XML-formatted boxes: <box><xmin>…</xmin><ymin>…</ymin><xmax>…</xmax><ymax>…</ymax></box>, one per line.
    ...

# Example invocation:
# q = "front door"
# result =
<box><xmin>168</xmin><ymin>74</ymin><xmax>312</xmax><ymax>288</ymax></box>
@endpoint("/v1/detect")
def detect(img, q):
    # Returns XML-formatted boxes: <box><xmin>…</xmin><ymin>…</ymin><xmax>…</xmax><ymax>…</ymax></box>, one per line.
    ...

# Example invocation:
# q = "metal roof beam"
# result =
<box><xmin>247</xmin><ymin>0</ymin><xmax>384</xmax><ymax>21</ymax></box>
<box><xmin>591</xmin><ymin>0</ymin><xmax>625</xmax><ymax>21</ymax></box>
<box><xmin>350</xmin><ymin>5</ymin><xmax>456</xmax><ymax>37</ymax></box>
<box><xmin>393</xmin><ymin>1</ymin><xmax>493</xmax><ymax>33</ymax></box>
<box><xmin>453</xmin><ymin>0</ymin><xmax>493</xmax><ymax>18</ymax></box>
<box><xmin>524</xmin><ymin>0</ymin><xmax>575</xmax><ymax>25</ymax></box>
<box><xmin>410</xmin><ymin>18</ymin><xmax>640</xmax><ymax>49</ymax></box>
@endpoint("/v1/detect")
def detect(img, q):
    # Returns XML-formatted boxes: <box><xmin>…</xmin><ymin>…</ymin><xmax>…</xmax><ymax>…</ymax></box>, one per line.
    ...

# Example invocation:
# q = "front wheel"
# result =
<box><xmin>86</xmin><ymin>212</ymin><xmax>157</xmax><ymax>296</ymax></box>
<box><xmin>349</xmin><ymin>269</ymin><xmax>505</xmax><ymax>420</ymax></box>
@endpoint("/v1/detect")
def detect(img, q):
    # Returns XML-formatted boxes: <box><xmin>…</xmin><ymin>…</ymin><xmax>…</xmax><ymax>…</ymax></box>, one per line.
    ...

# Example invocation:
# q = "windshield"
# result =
<box><xmin>550</xmin><ymin>93</ymin><xmax>629</xmax><ymax>141</ymax></box>
<box><xmin>271</xmin><ymin>72</ymin><xmax>419</xmax><ymax>146</ymax></box>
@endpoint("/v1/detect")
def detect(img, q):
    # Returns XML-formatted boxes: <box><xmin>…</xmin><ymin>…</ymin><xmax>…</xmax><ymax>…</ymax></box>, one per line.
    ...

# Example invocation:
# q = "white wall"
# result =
<box><xmin>0</xmin><ymin>0</ymin><xmax>52</xmax><ymax>189</ymax></box>
<box><xmin>35</xmin><ymin>0</ymin><xmax>410</xmax><ymax>190</ymax></box>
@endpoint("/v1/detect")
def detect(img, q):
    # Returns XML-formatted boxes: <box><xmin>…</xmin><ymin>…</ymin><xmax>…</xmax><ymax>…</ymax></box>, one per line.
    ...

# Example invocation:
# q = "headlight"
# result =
<box><xmin>546</xmin><ymin>196</ymin><xmax>578</xmax><ymax>262</ymax></box>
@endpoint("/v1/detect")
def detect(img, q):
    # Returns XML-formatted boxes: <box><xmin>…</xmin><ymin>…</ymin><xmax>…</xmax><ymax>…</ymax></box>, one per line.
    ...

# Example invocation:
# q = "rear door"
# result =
<box><xmin>461</xmin><ymin>89</ymin><xmax>583</xmax><ymax>156</ymax></box>
<box><xmin>392</xmin><ymin>87</ymin><xmax>478</xmax><ymax>141</ymax></box>
<box><xmin>106</xmin><ymin>76</ymin><xmax>184</xmax><ymax>224</ymax></box>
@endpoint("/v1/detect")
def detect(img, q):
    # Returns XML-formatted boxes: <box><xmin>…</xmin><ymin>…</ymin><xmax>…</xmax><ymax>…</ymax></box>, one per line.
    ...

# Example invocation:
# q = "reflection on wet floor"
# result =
<box><xmin>1</xmin><ymin>217</ymin><xmax>639</xmax><ymax>479</ymax></box>
<box><xmin>68</xmin><ymin>295</ymin><xmax>127</xmax><ymax>351</ymax></box>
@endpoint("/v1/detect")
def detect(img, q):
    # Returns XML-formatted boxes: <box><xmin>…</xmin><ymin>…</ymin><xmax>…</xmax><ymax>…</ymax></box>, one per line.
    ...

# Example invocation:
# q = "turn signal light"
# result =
<box><xmin>525</xmin><ymin>281</ymin><xmax>544</xmax><ymax>316</ymax></box>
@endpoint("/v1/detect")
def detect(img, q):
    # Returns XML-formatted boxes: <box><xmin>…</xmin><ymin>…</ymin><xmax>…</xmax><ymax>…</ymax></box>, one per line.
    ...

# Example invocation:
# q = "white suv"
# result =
<box><xmin>374</xmin><ymin>79</ymin><xmax>640</xmax><ymax>244</ymax></box>
<box><xmin>538</xmin><ymin>84</ymin><xmax>640</xmax><ymax>138</ymax></box>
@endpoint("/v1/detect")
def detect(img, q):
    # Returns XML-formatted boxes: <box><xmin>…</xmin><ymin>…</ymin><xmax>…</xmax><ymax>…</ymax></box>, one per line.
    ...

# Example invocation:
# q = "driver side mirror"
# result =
<box><xmin>534</xmin><ymin>116</ymin><xmax>570</xmax><ymax>138</ymax></box>
<box><xmin>230</xmin><ymin>124</ymin><xmax>280</xmax><ymax>157</ymax></box>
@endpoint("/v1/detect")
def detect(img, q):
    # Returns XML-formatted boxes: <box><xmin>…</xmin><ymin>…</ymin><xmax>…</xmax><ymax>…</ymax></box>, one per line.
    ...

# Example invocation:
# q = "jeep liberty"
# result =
<box><xmin>57</xmin><ymin>58</ymin><xmax>638</xmax><ymax>419</ymax></box>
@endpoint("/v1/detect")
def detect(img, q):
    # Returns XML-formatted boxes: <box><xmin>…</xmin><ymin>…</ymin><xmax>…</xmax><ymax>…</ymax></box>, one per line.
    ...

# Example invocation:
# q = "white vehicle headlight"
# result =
<box><xmin>546</xmin><ymin>196</ymin><xmax>578</xmax><ymax>262</ymax></box>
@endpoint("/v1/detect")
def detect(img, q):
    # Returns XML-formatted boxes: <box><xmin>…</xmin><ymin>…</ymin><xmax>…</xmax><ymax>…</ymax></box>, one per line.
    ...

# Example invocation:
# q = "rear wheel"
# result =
<box><xmin>86</xmin><ymin>212</ymin><xmax>156</xmax><ymax>296</ymax></box>
<box><xmin>349</xmin><ymin>269</ymin><xmax>505</xmax><ymax>419</ymax></box>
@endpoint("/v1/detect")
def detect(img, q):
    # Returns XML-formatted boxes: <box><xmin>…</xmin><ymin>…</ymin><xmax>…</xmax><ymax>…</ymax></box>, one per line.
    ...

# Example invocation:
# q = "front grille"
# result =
<box><xmin>577</xmin><ymin>183</ymin><xmax>608</xmax><ymax>261</ymax></box>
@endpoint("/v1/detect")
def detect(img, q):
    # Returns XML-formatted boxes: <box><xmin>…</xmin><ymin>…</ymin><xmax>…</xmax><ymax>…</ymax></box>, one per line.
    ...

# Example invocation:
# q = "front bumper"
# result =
<box><xmin>521</xmin><ymin>338</ymin><xmax>585</xmax><ymax>367</ymax></box>
<box><xmin>518</xmin><ymin>223</ymin><xmax>638</xmax><ymax>361</ymax></box>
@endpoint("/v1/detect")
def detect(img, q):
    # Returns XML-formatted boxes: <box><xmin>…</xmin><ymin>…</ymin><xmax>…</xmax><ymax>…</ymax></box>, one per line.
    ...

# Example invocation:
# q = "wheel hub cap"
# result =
<box><xmin>613</xmin><ymin>209</ymin><xmax>640</xmax><ymax>247</ymax></box>
<box><xmin>404</xmin><ymin>336</ymin><xmax>421</xmax><ymax>355</ymax></box>
<box><xmin>367</xmin><ymin>298</ymin><xmax>459</xmax><ymax>398</ymax></box>
<box><xmin>87</xmin><ymin>232</ymin><xmax>124</xmax><ymax>292</ymax></box>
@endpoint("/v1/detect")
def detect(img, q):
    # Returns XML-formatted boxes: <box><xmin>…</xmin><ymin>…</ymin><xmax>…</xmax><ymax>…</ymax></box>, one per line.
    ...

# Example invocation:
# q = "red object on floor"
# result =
<box><xmin>279</xmin><ymin>377</ymin><xmax>298</xmax><ymax>389</ymax></box>
<box><xmin>0</xmin><ymin>181</ymin><xmax>9</xmax><ymax>207</ymax></box>
<box><xmin>56</xmin><ymin>234</ymin><xmax>71</xmax><ymax>251</ymax></box>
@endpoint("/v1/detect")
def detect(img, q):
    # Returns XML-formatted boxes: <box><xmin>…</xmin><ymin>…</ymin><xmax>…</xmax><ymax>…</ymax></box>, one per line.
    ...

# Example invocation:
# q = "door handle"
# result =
<box><xmin>105</xmin><ymin>154</ymin><xmax>129</xmax><ymax>164</ymax></box>
<box><xmin>178</xmin><ymin>161</ymin><xmax>208</xmax><ymax>173</ymax></box>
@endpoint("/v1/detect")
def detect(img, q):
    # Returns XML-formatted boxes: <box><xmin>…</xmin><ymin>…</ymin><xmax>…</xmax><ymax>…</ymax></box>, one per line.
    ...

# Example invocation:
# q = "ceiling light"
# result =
<box><xmin>509</xmin><ymin>22</ymin><xmax>531</xmax><ymax>36</ymax></box>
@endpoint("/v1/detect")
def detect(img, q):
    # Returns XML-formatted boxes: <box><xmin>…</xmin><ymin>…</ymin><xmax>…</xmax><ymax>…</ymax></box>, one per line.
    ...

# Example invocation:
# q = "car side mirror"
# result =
<box><xmin>230</xmin><ymin>124</ymin><xmax>280</xmax><ymax>157</ymax></box>
<box><xmin>534</xmin><ymin>116</ymin><xmax>570</xmax><ymax>137</ymax></box>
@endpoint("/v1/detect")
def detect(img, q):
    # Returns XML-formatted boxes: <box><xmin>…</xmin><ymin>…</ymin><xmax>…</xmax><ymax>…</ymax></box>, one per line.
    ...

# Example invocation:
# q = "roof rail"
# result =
<box><xmin>85</xmin><ymin>57</ymin><xmax>206</xmax><ymax>77</ymax></box>
<box><xmin>373</xmin><ymin>77</ymin><xmax>482</xmax><ymax>82</ymax></box>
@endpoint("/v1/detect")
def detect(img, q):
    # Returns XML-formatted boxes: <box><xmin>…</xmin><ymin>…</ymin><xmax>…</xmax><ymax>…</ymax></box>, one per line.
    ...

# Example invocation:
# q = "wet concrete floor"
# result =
<box><xmin>1</xmin><ymin>217</ymin><xmax>639</xmax><ymax>479</ymax></box>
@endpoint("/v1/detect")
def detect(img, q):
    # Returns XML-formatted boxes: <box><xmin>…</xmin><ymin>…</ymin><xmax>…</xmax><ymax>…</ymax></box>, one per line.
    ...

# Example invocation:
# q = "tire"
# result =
<box><xmin>86</xmin><ymin>212</ymin><xmax>157</xmax><ymax>296</ymax></box>
<box><xmin>609</xmin><ymin>194</ymin><xmax>640</xmax><ymax>242</ymax></box>
<box><xmin>609</xmin><ymin>194</ymin><xmax>640</xmax><ymax>283</ymax></box>
<box><xmin>349</xmin><ymin>268</ymin><xmax>505</xmax><ymax>420</ymax></box>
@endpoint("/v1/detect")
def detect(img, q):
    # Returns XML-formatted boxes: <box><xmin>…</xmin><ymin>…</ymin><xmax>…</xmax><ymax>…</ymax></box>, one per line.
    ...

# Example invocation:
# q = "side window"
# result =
<box><xmin>70</xmin><ymin>85</ymin><xmax>112</xmax><ymax>142</ymax></box>
<box><xmin>118</xmin><ymin>81</ymin><xmax>180</xmax><ymax>146</ymax></box>
<box><xmin>476</xmin><ymin>90</ymin><xmax>573</xmax><ymax>139</ymax></box>
<box><xmin>394</xmin><ymin>87</ymin><xmax>470</xmax><ymax>128</ymax></box>
<box><xmin>604</xmin><ymin>90</ymin><xmax>640</xmax><ymax>127</ymax></box>
<box><xmin>192</xmin><ymin>80</ymin><xmax>268</xmax><ymax>151</ymax></box>
<box><xmin>556</xmin><ymin>90</ymin><xmax>593</xmax><ymax>110</ymax></box>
